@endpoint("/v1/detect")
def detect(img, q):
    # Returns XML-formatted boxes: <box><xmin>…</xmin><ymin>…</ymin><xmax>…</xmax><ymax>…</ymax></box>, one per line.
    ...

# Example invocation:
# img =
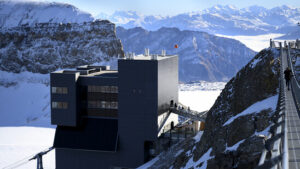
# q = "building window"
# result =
<box><xmin>52</xmin><ymin>87</ymin><xmax>68</xmax><ymax>94</ymax></box>
<box><xmin>110</xmin><ymin>102</ymin><xmax>118</xmax><ymax>109</ymax></box>
<box><xmin>88</xmin><ymin>86</ymin><xmax>118</xmax><ymax>93</ymax></box>
<box><xmin>52</xmin><ymin>102</ymin><xmax>68</xmax><ymax>109</ymax></box>
<box><xmin>88</xmin><ymin>101</ymin><xmax>118</xmax><ymax>109</ymax></box>
<box><xmin>88</xmin><ymin>101</ymin><xmax>101</xmax><ymax>108</ymax></box>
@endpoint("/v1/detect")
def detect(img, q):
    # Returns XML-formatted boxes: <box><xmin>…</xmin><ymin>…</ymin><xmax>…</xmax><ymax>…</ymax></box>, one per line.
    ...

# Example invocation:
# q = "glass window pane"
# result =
<box><xmin>105</xmin><ymin>102</ymin><xmax>110</xmax><ymax>109</ymax></box>
<box><xmin>96</xmin><ymin>101</ymin><xmax>101</xmax><ymax>108</ymax></box>
<box><xmin>63</xmin><ymin>88</ymin><xmax>68</xmax><ymax>94</ymax></box>
<box><xmin>52</xmin><ymin>87</ymin><xmax>56</xmax><ymax>93</ymax></box>
<box><xmin>63</xmin><ymin>102</ymin><xmax>68</xmax><ymax>109</ymax></box>
<box><xmin>101</xmin><ymin>101</ymin><xmax>106</xmax><ymax>108</ymax></box>
<box><xmin>52</xmin><ymin>102</ymin><xmax>57</xmax><ymax>108</ymax></box>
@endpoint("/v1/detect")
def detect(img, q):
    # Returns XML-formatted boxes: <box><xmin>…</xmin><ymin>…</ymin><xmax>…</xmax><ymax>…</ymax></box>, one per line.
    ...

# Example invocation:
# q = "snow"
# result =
<box><xmin>183</xmin><ymin>148</ymin><xmax>214</xmax><ymax>169</ymax></box>
<box><xmin>250</xmin><ymin>57</ymin><xmax>262</xmax><ymax>68</ymax></box>
<box><xmin>175</xmin><ymin>149</ymin><xmax>185</xmax><ymax>157</ymax></box>
<box><xmin>103</xmin><ymin>5</ymin><xmax>300</xmax><ymax>37</ymax></box>
<box><xmin>216</xmin><ymin>34</ymin><xmax>284</xmax><ymax>52</ymax></box>
<box><xmin>0</xmin><ymin>127</ymin><xmax>55</xmax><ymax>169</ymax></box>
<box><xmin>0</xmin><ymin>1</ymin><xmax>93</xmax><ymax>28</ymax></box>
<box><xmin>225</xmin><ymin>139</ymin><xmax>245</xmax><ymax>152</ymax></box>
<box><xmin>179</xmin><ymin>90</ymin><xmax>221</xmax><ymax>112</ymax></box>
<box><xmin>254</xmin><ymin>125</ymin><xmax>271</xmax><ymax>137</ymax></box>
<box><xmin>193</xmin><ymin>131</ymin><xmax>204</xmax><ymax>143</ymax></box>
<box><xmin>223</xmin><ymin>95</ymin><xmax>278</xmax><ymax>126</ymax></box>
<box><xmin>0</xmin><ymin>71</ymin><xmax>52</xmax><ymax>127</ymax></box>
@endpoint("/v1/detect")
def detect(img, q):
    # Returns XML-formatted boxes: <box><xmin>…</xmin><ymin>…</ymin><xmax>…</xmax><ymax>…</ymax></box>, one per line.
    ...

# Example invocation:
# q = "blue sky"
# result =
<box><xmin>31</xmin><ymin>0</ymin><xmax>300</xmax><ymax>16</ymax></box>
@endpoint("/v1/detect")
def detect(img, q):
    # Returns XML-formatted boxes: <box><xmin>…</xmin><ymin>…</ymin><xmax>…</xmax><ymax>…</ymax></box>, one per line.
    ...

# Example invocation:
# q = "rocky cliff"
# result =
<box><xmin>145</xmin><ymin>48</ymin><xmax>280</xmax><ymax>169</ymax></box>
<box><xmin>117</xmin><ymin>26</ymin><xmax>255</xmax><ymax>82</ymax></box>
<box><xmin>0</xmin><ymin>20</ymin><xmax>124</xmax><ymax>74</ymax></box>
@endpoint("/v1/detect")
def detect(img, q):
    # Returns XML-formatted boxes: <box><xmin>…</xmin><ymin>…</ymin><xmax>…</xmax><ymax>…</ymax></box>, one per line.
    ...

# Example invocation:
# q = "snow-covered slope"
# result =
<box><xmin>0</xmin><ymin>1</ymin><xmax>93</xmax><ymax>27</ymax></box>
<box><xmin>0</xmin><ymin>71</ymin><xmax>51</xmax><ymax>127</ymax></box>
<box><xmin>117</xmin><ymin>27</ymin><xmax>255</xmax><ymax>82</ymax></box>
<box><xmin>0</xmin><ymin>127</ymin><xmax>55</xmax><ymax>169</ymax></box>
<box><xmin>99</xmin><ymin>5</ymin><xmax>300</xmax><ymax>35</ymax></box>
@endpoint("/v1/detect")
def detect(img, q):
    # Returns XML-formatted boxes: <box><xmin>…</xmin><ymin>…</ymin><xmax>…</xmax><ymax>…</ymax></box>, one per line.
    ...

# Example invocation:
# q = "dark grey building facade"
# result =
<box><xmin>50</xmin><ymin>55</ymin><xmax>178</xmax><ymax>169</ymax></box>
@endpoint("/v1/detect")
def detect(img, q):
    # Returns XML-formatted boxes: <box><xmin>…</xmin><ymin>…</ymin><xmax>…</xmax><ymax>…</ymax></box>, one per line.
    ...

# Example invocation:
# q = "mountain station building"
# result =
<box><xmin>50</xmin><ymin>53</ymin><xmax>179</xmax><ymax>169</ymax></box>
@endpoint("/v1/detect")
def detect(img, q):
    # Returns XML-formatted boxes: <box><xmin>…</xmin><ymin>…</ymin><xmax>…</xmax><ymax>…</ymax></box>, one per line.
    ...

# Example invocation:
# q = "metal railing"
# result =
<box><xmin>256</xmin><ymin>42</ymin><xmax>289</xmax><ymax>169</ymax></box>
<box><xmin>170</xmin><ymin>103</ymin><xmax>207</xmax><ymax>122</ymax></box>
<box><xmin>287</xmin><ymin>44</ymin><xmax>300</xmax><ymax>112</ymax></box>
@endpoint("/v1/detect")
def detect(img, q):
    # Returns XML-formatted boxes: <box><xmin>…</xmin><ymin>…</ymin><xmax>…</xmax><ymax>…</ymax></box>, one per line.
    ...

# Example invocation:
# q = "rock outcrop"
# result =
<box><xmin>0</xmin><ymin>20</ymin><xmax>124</xmax><ymax>74</ymax></box>
<box><xmin>146</xmin><ymin>48</ymin><xmax>280</xmax><ymax>169</ymax></box>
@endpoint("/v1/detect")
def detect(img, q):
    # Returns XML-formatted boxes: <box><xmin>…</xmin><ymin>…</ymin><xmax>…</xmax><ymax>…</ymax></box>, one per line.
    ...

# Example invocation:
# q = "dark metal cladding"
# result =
<box><xmin>50</xmin><ymin>55</ymin><xmax>178</xmax><ymax>169</ymax></box>
<box><xmin>50</xmin><ymin>72</ymin><xmax>79</xmax><ymax>127</ymax></box>
<box><xmin>54</xmin><ymin>118</ymin><xmax>118</xmax><ymax>151</ymax></box>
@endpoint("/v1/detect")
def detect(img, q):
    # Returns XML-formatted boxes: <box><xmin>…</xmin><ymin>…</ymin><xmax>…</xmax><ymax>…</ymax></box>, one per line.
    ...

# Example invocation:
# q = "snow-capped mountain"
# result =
<box><xmin>117</xmin><ymin>26</ymin><xmax>255</xmax><ymax>82</ymax></box>
<box><xmin>0</xmin><ymin>1</ymin><xmax>93</xmax><ymax>27</ymax></box>
<box><xmin>98</xmin><ymin>5</ymin><xmax>300</xmax><ymax>35</ymax></box>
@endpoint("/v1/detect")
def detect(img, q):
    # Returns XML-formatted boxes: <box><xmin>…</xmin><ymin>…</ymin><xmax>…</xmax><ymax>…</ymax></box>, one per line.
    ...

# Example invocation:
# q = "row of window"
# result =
<box><xmin>88</xmin><ymin>101</ymin><xmax>118</xmax><ymax>109</ymax></box>
<box><xmin>52</xmin><ymin>86</ymin><xmax>118</xmax><ymax>94</ymax></box>
<box><xmin>52</xmin><ymin>87</ymin><xmax>68</xmax><ymax>94</ymax></box>
<box><xmin>88</xmin><ymin>86</ymin><xmax>118</xmax><ymax>93</ymax></box>
<box><xmin>52</xmin><ymin>102</ymin><xmax>68</xmax><ymax>109</ymax></box>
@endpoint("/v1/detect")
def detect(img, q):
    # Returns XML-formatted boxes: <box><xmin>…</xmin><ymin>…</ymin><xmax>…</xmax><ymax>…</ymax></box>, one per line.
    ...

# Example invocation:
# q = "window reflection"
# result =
<box><xmin>88</xmin><ymin>86</ymin><xmax>118</xmax><ymax>93</ymax></box>
<box><xmin>52</xmin><ymin>102</ymin><xmax>68</xmax><ymax>109</ymax></box>
<box><xmin>52</xmin><ymin>87</ymin><xmax>68</xmax><ymax>94</ymax></box>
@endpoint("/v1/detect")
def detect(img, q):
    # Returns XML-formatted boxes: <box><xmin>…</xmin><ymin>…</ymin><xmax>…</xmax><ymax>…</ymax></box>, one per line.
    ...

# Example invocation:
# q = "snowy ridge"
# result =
<box><xmin>99</xmin><ymin>5</ymin><xmax>300</xmax><ymax>35</ymax></box>
<box><xmin>0</xmin><ymin>1</ymin><xmax>93</xmax><ymax>28</ymax></box>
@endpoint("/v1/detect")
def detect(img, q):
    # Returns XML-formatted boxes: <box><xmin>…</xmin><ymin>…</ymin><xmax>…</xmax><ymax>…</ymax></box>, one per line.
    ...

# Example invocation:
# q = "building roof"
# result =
<box><xmin>120</xmin><ymin>54</ymin><xmax>177</xmax><ymax>61</ymax></box>
<box><xmin>54</xmin><ymin>118</ymin><xmax>118</xmax><ymax>152</ymax></box>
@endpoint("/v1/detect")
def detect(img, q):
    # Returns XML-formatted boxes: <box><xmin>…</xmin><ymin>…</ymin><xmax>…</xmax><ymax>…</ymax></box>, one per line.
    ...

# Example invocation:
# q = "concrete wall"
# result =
<box><xmin>51</xmin><ymin>72</ymin><xmax>79</xmax><ymax>127</ymax></box>
<box><xmin>157</xmin><ymin>56</ymin><xmax>178</xmax><ymax>114</ymax></box>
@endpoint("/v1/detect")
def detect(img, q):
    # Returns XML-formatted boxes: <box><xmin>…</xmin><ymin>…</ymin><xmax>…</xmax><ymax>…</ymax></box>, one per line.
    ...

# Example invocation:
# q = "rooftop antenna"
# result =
<box><xmin>161</xmin><ymin>49</ymin><xmax>166</xmax><ymax>56</ymax></box>
<box><xmin>144</xmin><ymin>48</ymin><xmax>150</xmax><ymax>56</ymax></box>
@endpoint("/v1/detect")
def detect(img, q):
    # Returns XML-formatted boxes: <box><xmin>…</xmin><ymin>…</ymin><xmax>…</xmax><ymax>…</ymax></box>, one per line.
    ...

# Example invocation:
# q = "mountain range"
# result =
<box><xmin>98</xmin><ymin>5</ymin><xmax>300</xmax><ymax>35</ymax></box>
<box><xmin>117</xmin><ymin>26</ymin><xmax>255</xmax><ymax>82</ymax></box>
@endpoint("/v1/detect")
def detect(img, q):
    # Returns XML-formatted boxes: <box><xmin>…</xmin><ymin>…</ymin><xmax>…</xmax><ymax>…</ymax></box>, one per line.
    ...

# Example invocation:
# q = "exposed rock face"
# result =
<box><xmin>117</xmin><ymin>26</ymin><xmax>255</xmax><ymax>82</ymax></box>
<box><xmin>145</xmin><ymin>48</ymin><xmax>280</xmax><ymax>168</ymax></box>
<box><xmin>0</xmin><ymin>20</ymin><xmax>124</xmax><ymax>74</ymax></box>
